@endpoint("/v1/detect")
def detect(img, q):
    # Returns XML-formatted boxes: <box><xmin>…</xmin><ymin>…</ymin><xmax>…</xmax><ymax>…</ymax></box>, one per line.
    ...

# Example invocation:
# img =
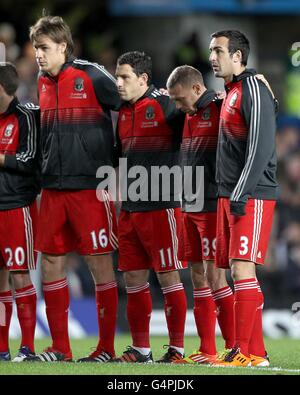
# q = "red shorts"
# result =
<box><xmin>178</xmin><ymin>212</ymin><xmax>217</xmax><ymax>262</ymax></box>
<box><xmin>216</xmin><ymin>198</ymin><xmax>276</xmax><ymax>269</ymax></box>
<box><xmin>0</xmin><ymin>201</ymin><xmax>38</xmax><ymax>271</ymax></box>
<box><xmin>118</xmin><ymin>208</ymin><xmax>187</xmax><ymax>272</ymax></box>
<box><xmin>36</xmin><ymin>189</ymin><xmax>118</xmax><ymax>255</ymax></box>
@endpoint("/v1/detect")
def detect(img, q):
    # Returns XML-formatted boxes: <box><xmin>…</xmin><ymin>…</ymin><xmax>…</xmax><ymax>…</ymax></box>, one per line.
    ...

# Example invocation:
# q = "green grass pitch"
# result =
<box><xmin>0</xmin><ymin>336</ymin><xmax>299</xmax><ymax>375</ymax></box>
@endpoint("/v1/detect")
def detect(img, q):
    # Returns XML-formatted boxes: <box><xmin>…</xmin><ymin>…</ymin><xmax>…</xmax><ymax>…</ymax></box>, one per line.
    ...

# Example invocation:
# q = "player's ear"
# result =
<box><xmin>59</xmin><ymin>42</ymin><xmax>67</xmax><ymax>55</ymax></box>
<box><xmin>140</xmin><ymin>73</ymin><xmax>148</xmax><ymax>86</ymax></box>
<box><xmin>233</xmin><ymin>50</ymin><xmax>242</xmax><ymax>64</ymax></box>
<box><xmin>193</xmin><ymin>83</ymin><xmax>201</xmax><ymax>95</ymax></box>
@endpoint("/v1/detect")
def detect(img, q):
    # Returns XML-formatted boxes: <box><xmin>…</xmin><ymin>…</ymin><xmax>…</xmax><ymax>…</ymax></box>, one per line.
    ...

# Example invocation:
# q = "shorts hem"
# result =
<box><xmin>155</xmin><ymin>266</ymin><xmax>188</xmax><ymax>273</ymax></box>
<box><xmin>3</xmin><ymin>268</ymin><xmax>35</xmax><ymax>272</ymax></box>
<box><xmin>80</xmin><ymin>249</ymin><xmax>115</xmax><ymax>256</ymax></box>
<box><xmin>229</xmin><ymin>256</ymin><xmax>264</xmax><ymax>265</ymax></box>
<box><xmin>35</xmin><ymin>248</ymin><xmax>74</xmax><ymax>255</ymax></box>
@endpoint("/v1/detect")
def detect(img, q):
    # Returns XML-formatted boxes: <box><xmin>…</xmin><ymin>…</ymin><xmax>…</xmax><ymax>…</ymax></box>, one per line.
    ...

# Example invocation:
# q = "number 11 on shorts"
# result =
<box><xmin>159</xmin><ymin>247</ymin><xmax>173</xmax><ymax>268</ymax></box>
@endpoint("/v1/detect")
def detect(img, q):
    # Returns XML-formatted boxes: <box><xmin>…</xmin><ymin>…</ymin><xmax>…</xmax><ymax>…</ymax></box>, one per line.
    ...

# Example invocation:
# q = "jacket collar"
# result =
<box><xmin>195</xmin><ymin>89</ymin><xmax>217</xmax><ymax>110</ymax></box>
<box><xmin>123</xmin><ymin>85</ymin><xmax>156</xmax><ymax>107</ymax></box>
<box><xmin>136</xmin><ymin>84</ymin><xmax>156</xmax><ymax>102</ymax></box>
<box><xmin>41</xmin><ymin>55</ymin><xmax>76</xmax><ymax>79</ymax></box>
<box><xmin>61</xmin><ymin>55</ymin><xmax>76</xmax><ymax>72</ymax></box>
<box><xmin>232</xmin><ymin>68</ymin><xmax>256</xmax><ymax>82</ymax></box>
<box><xmin>225</xmin><ymin>68</ymin><xmax>256</xmax><ymax>90</ymax></box>
<box><xmin>0</xmin><ymin>97</ymin><xmax>19</xmax><ymax>118</ymax></box>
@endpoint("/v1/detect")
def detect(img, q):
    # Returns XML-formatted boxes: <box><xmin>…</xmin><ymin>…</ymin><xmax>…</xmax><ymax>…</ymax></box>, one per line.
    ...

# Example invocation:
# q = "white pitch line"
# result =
<box><xmin>195</xmin><ymin>364</ymin><xmax>300</xmax><ymax>374</ymax></box>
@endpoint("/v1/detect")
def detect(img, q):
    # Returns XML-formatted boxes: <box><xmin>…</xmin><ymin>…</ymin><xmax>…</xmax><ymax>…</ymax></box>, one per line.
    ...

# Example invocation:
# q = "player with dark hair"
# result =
<box><xmin>0</xmin><ymin>62</ymin><xmax>39</xmax><ymax>362</ymax></box>
<box><xmin>114</xmin><ymin>51</ymin><xmax>187</xmax><ymax>363</ymax></box>
<box><xmin>209</xmin><ymin>29</ymin><xmax>277</xmax><ymax>367</ymax></box>
<box><xmin>25</xmin><ymin>15</ymin><xmax>121</xmax><ymax>363</ymax></box>
<box><xmin>166</xmin><ymin>65</ymin><xmax>235</xmax><ymax>364</ymax></box>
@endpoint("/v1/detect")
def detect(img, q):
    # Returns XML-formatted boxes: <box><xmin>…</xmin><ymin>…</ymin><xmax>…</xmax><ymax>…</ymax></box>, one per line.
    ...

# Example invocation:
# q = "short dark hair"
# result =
<box><xmin>211</xmin><ymin>30</ymin><xmax>250</xmax><ymax>66</ymax></box>
<box><xmin>30</xmin><ymin>15</ymin><xmax>74</xmax><ymax>57</ymax></box>
<box><xmin>117</xmin><ymin>51</ymin><xmax>152</xmax><ymax>85</ymax></box>
<box><xmin>0</xmin><ymin>62</ymin><xmax>19</xmax><ymax>95</ymax></box>
<box><xmin>167</xmin><ymin>65</ymin><xmax>204</xmax><ymax>89</ymax></box>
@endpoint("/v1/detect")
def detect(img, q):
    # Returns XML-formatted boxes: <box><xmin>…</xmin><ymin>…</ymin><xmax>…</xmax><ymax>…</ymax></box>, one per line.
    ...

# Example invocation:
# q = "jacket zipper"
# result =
<box><xmin>128</xmin><ymin>105</ymin><xmax>135</xmax><ymax>211</ymax></box>
<box><xmin>54</xmin><ymin>79</ymin><xmax>62</xmax><ymax>188</ymax></box>
<box><xmin>215</xmin><ymin>124</ymin><xmax>222</xmax><ymax>196</ymax></box>
<box><xmin>130</xmin><ymin>104</ymin><xmax>134</xmax><ymax>151</ymax></box>
<box><xmin>187</xmin><ymin>117</ymin><xmax>193</xmax><ymax>155</ymax></box>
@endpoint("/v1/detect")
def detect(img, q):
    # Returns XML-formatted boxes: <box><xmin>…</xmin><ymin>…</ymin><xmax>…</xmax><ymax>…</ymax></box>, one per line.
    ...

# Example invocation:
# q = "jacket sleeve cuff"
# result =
<box><xmin>230</xmin><ymin>201</ymin><xmax>246</xmax><ymax>216</ymax></box>
<box><xmin>4</xmin><ymin>154</ymin><xmax>17</xmax><ymax>170</ymax></box>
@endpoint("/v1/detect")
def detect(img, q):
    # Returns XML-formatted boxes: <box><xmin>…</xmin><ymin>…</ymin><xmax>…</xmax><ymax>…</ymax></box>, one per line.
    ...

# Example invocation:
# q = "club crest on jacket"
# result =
<box><xmin>74</xmin><ymin>78</ymin><xmax>84</xmax><ymax>92</ymax></box>
<box><xmin>4</xmin><ymin>124</ymin><xmax>14</xmax><ymax>137</ymax></box>
<box><xmin>145</xmin><ymin>105</ymin><xmax>155</xmax><ymax>120</ymax></box>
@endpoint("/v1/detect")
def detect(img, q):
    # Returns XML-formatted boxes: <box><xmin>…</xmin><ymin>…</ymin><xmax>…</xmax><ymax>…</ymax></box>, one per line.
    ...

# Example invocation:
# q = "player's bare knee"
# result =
<box><xmin>0</xmin><ymin>269</ymin><xmax>10</xmax><ymax>292</ymax></box>
<box><xmin>157</xmin><ymin>270</ymin><xmax>181</xmax><ymax>288</ymax></box>
<box><xmin>191</xmin><ymin>265</ymin><xmax>207</xmax><ymax>289</ymax></box>
<box><xmin>124</xmin><ymin>270</ymin><xmax>149</xmax><ymax>287</ymax></box>
<box><xmin>230</xmin><ymin>259</ymin><xmax>256</xmax><ymax>282</ymax></box>
<box><xmin>41</xmin><ymin>254</ymin><xmax>66</xmax><ymax>281</ymax></box>
<box><xmin>85</xmin><ymin>253</ymin><xmax>114</xmax><ymax>283</ymax></box>
<box><xmin>206</xmin><ymin>265</ymin><xmax>227</xmax><ymax>291</ymax></box>
<box><xmin>206</xmin><ymin>272</ymin><xmax>217</xmax><ymax>291</ymax></box>
<box><xmin>11</xmin><ymin>271</ymin><xmax>32</xmax><ymax>289</ymax></box>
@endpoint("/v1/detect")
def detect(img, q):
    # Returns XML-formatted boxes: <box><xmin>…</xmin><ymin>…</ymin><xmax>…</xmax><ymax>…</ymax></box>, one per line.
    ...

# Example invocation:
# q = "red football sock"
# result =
<box><xmin>162</xmin><ymin>283</ymin><xmax>187</xmax><ymax>349</ymax></box>
<box><xmin>249</xmin><ymin>282</ymin><xmax>266</xmax><ymax>357</ymax></box>
<box><xmin>15</xmin><ymin>285</ymin><xmax>37</xmax><ymax>352</ymax></box>
<box><xmin>126</xmin><ymin>283</ymin><xmax>152</xmax><ymax>348</ymax></box>
<box><xmin>43</xmin><ymin>278</ymin><xmax>71</xmax><ymax>356</ymax></box>
<box><xmin>212</xmin><ymin>286</ymin><xmax>235</xmax><ymax>349</ymax></box>
<box><xmin>234</xmin><ymin>278</ymin><xmax>258</xmax><ymax>357</ymax></box>
<box><xmin>95</xmin><ymin>281</ymin><xmax>118</xmax><ymax>356</ymax></box>
<box><xmin>193</xmin><ymin>287</ymin><xmax>217</xmax><ymax>355</ymax></box>
<box><xmin>0</xmin><ymin>290</ymin><xmax>13</xmax><ymax>352</ymax></box>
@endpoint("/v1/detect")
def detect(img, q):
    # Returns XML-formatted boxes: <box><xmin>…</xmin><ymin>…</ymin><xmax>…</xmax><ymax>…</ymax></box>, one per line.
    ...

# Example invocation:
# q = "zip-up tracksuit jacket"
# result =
<box><xmin>0</xmin><ymin>98</ymin><xmax>40</xmax><ymax>210</ymax></box>
<box><xmin>117</xmin><ymin>85</ymin><xmax>185</xmax><ymax>212</ymax></box>
<box><xmin>181</xmin><ymin>89</ymin><xmax>221</xmax><ymax>213</ymax></box>
<box><xmin>37</xmin><ymin>57</ymin><xmax>121</xmax><ymax>190</ymax></box>
<box><xmin>217</xmin><ymin>69</ymin><xmax>278</xmax><ymax>215</ymax></box>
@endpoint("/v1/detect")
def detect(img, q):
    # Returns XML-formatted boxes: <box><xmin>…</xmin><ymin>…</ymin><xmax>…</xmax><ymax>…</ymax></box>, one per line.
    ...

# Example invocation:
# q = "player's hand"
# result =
<box><xmin>159</xmin><ymin>87</ymin><xmax>169</xmax><ymax>96</ymax></box>
<box><xmin>216</xmin><ymin>91</ymin><xmax>226</xmax><ymax>100</ymax></box>
<box><xmin>230</xmin><ymin>201</ymin><xmax>246</xmax><ymax>216</ymax></box>
<box><xmin>0</xmin><ymin>153</ymin><xmax>5</xmax><ymax>167</ymax></box>
<box><xmin>255</xmin><ymin>74</ymin><xmax>275</xmax><ymax>98</ymax></box>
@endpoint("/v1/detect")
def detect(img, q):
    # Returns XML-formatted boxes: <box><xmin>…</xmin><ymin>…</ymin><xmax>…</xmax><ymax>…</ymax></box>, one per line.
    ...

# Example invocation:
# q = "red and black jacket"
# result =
<box><xmin>38</xmin><ymin>57</ymin><xmax>121</xmax><ymax>190</ymax></box>
<box><xmin>181</xmin><ymin>90</ymin><xmax>221</xmax><ymax>213</ymax></box>
<box><xmin>0</xmin><ymin>98</ymin><xmax>40</xmax><ymax>210</ymax></box>
<box><xmin>117</xmin><ymin>85</ymin><xmax>185</xmax><ymax>212</ymax></box>
<box><xmin>217</xmin><ymin>69</ymin><xmax>278</xmax><ymax>215</ymax></box>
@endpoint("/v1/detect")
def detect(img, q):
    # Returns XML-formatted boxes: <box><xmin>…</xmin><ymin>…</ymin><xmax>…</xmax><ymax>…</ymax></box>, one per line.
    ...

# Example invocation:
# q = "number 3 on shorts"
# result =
<box><xmin>239</xmin><ymin>236</ymin><xmax>249</xmax><ymax>256</ymax></box>
<box><xmin>90</xmin><ymin>229</ymin><xmax>108</xmax><ymax>250</ymax></box>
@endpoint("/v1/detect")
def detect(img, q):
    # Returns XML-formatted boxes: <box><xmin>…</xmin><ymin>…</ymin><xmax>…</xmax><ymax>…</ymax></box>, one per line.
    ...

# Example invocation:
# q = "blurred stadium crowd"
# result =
<box><xmin>1</xmin><ymin>1</ymin><xmax>300</xmax><ymax>309</ymax></box>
